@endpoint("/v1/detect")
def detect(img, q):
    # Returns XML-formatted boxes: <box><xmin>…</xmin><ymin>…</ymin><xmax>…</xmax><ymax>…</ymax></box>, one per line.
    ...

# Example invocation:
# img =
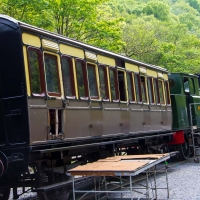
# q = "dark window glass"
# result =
<box><xmin>44</xmin><ymin>54</ymin><xmax>60</xmax><ymax>94</ymax></box>
<box><xmin>154</xmin><ymin>79</ymin><xmax>160</xmax><ymax>104</ymax></box>
<box><xmin>28</xmin><ymin>50</ymin><xmax>41</xmax><ymax>94</ymax></box>
<box><xmin>134</xmin><ymin>74</ymin><xmax>141</xmax><ymax>102</ymax></box>
<box><xmin>127</xmin><ymin>72</ymin><xmax>135</xmax><ymax>102</ymax></box>
<box><xmin>148</xmin><ymin>77</ymin><xmax>154</xmax><ymax>104</ymax></box>
<box><xmin>87</xmin><ymin>64</ymin><xmax>98</xmax><ymax>98</ymax></box>
<box><xmin>118</xmin><ymin>71</ymin><xmax>127</xmax><ymax>101</ymax></box>
<box><xmin>76</xmin><ymin>60</ymin><xmax>88</xmax><ymax>98</ymax></box>
<box><xmin>27</xmin><ymin>48</ymin><xmax>45</xmax><ymax>96</ymax></box>
<box><xmin>158</xmin><ymin>80</ymin><xmax>164</xmax><ymax>104</ymax></box>
<box><xmin>190</xmin><ymin>78</ymin><xmax>195</xmax><ymax>94</ymax></box>
<box><xmin>61</xmin><ymin>57</ymin><xmax>74</xmax><ymax>97</ymax></box>
<box><xmin>169</xmin><ymin>79</ymin><xmax>175</xmax><ymax>89</ymax></box>
<box><xmin>99</xmin><ymin>66</ymin><xmax>109</xmax><ymax>100</ymax></box>
<box><xmin>140</xmin><ymin>76</ymin><xmax>147</xmax><ymax>103</ymax></box>
<box><xmin>165</xmin><ymin>81</ymin><xmax>170</xmax><ymax>105</ymax></box>
<box><xmin>109</xmin><ymin>68</ymin><xmax>118</xmax><ymax>101</ymax></box>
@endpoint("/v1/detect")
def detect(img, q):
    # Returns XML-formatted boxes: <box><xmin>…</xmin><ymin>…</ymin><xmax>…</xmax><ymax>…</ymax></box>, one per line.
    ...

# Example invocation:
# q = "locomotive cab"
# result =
<box><xmin>169</xmin><ymin>73</ymin><xmax>200</xmax><ymax>159</ymax></box>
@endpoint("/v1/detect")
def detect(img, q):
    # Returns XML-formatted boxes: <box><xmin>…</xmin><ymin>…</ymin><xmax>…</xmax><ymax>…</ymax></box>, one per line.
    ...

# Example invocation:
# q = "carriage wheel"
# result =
<box><xmin>178</xmin><ymin>134</ymin><xmax>190</xmax><ymax>160</ymax></box>
<box><xmin>0</xmin><ymin>188</ymin><xmax>10</xmax><ymax>200</ymax></box>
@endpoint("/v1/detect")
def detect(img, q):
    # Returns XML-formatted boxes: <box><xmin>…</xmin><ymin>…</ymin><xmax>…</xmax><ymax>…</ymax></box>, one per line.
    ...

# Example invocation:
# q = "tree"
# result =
<box><xmin>0</xmin><ymin>0</ymin><xmax>53</xmax><ymax>29</ymax></box>
<box><xmin>46</xmin><ymin>0</ymin><xmax>125</xmax><ymax>51</ymax></box>
<box><xmin>143</xmin><ymin>1</ymin><xmax>170</xmax><ymax>21</ymax></box>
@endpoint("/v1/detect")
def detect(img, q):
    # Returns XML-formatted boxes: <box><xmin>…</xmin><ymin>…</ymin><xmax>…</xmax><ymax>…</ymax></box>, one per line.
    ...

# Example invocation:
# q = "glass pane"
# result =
<box><xmin>99</xmin><ymin>67</ymin><xmax>107</xmax><ymax>99</ymax></box>
<box><xmin>154</xmin><ymin>79</ymin><xmax>159</xmax><ymax>103</ymax></box>
<box><xmin>189</xmin><ymin>78</ymin><xmax>195</xmax><ymax>94</ymax></box>
<box><xmin>87</xmin><ymin>64</ymin><xmax>98</xmax><ymax>97</ymax></box>
<box><xmin>118</xmin><ymin>71</ymin><xmax>126</xmax><ymax>101</ymax></box>
<box><xmin>109</xmin><ymin>69</ymin><xmax>117</xmax><ymax>100</ymax></box>
<box><xmin>158</xmin><ymin>80</ymin><xmax>164</xmax><ymax>103</ymax></box>
<box><xmin>148</xmin><ymin>78</ymin><xmax>153</xmax><ymax>104</ymax></box>
<box><xmin>127</xmin><ymin>73</ymin><xmax>133</xmax><ymax>101</ymax></box>
<box><xmin>76</xmin><ymin>61</ymin><xmax>86</xmax><ymax>97</ymax></box>
<box><xmin>165</xmin><ymin>81</ymin><xmax>170</xmax><ymax>104</ymax></box>
<box><xmin>28</xmin><ymin>50</ymin><xmax>41</xmax><ymax>94</ymax></box>
<box><xmin>135</xmin><ymin>74</ymin><xmax>140</xmax><ymax>102</ymax></box>
<box><xmin>61</xmin><ymin>58</ymin><xmax>73</xmax><ymax>96</ymax></box>
<box><xmin>44</xmin><ymin>54</ymin><xmax>59</xmax><ymax>93</ymax></box>
<box><xmin>141</xmin><ymin>76</ymin><xmax>147</xmax><ymax>103</ymax></box>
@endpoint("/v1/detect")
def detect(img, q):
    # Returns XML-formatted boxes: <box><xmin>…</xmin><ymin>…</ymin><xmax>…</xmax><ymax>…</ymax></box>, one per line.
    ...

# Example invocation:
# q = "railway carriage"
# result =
<box><xmin>0</xmin><ymin>15</ymin><xmax>174</xmax><ymax>199</ymax></box>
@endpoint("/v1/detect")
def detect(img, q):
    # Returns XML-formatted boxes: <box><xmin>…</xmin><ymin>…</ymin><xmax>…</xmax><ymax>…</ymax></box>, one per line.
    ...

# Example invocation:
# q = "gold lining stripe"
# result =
<box><xmin>72</xmin><ymin>58</ymin><xmax>78</xmax><ymax>99</ymax></box>
<box><xmin>163</xmin><ymin>73</ymin><xmax>168</xmax><ymax>80</ymax></box>
<box><xmin>147</xmin><ymin>69</ymin><xmax>157</xmax><ymax>77</ymax></box>
<box><xmin>22</xmin><ymin>33</ymin><xmax>41</xmax><ymax>47</ymax></box>
<box><xmin>97</xmin><ymin>55</ymin><xmax>115</xmax><ymax>66</ymax></box>
<box><xmin>60</xmin><ymin>44</ymin><xmax>84</xmax><ymax>58</ymax></box>
<box><xmin>23</xmin><ymin>46</ymin><xmax>31</xmax><ymax>96</ymax></box>
<box><xmin>125</xmin><ymin>63</ymin><xmax>139</xmax><ymax>72</ymax></box>
<box><xmin>107</xmin><ymin>67</ymin><xmax>111</xmax><ymax>100</ymax></box>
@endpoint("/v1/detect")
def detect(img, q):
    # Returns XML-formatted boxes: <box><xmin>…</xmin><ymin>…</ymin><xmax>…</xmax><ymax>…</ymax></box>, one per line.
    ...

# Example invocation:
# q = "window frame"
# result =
<box><xmin>126</xmin><ymin>72</ymin><xmax>136</xmax><ymax>103</ymax></box>
<box><xmin>61</xmin><ymin>55</ymin><xmax>76</xmax><ymax>99</ymax></box>
<box><xmin>75</xmin><ymin>58</ymin><xmax>89</xmax><ymax>100</ymax></box>
<box><xmin>147</xmin><ymin>77</ymin><xmax>155</xmax><ymax>105</ymax></box>
<box><xmin>134</xmin><ymin>73</ymin><xmax>142</xmax><ymax>103</ymax></box>
<box><xmin>140</xmin><ymin>75</ymin><xmax>148</xmax><ymax>104</ymax></box>
<box><xmin>165</xmin><ymin>80</ymin><xmax>171</xmax><ymax>105</ymax></box>
<box><xmin>98</xmin><ymin>64</ymin><xmax>109</xmax><ymax>101</ymax></box>
<box><xmin>109</xmin><ymin>67</ymin><xmax>119</xmax><ymax>102</ymax></box>
<box><xmin>87</xmin><ymin>62</ymin><xmax>99</xmax><ymax>100</ymax></box>
<box><xmin>27</xmin><ymin>46</ymin><xmax>46</xmax><ymax>97</ymax></box>
<box><xmin>158</xmin><ymin>79</ymin><xmax>165</xmax><ymax>105</ymax></box>
<box><xmin>153</xmin><ymin>78</ymin><xmax>160</xmax><ymax>105</ymax></box>
<box><xmin>44</xmin><ymin>52</ymin><xmax>61</xmax><ymax>97</ymax></box>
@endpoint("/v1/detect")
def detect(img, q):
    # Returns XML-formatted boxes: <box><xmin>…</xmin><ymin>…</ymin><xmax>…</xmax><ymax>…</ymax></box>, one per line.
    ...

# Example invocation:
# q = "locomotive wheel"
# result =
<box><xmin>0</xmin><ymin>188</ymin><xmax>10</xmax><ymax>200</ymax></box>
<box><xmin>178</xmin><ymin>134</ymin><xmax>190</xmax><ymax>160</ymax></box>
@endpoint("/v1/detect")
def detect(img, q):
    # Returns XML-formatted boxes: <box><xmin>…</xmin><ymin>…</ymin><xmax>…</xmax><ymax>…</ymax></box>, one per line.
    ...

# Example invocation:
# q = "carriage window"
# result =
<box><xmin>44</xmin><ymin>53</ymin><xmax>60</xmax><ymax>96</ymax></box>
<box><xmin>109</xmin><ymin>68</ymin><xmax>119</xmax><ymax>101</ymax></box>
<box><xmin>140</xmin><ymin>76</ymin><xmax>147</xmax><ymax>103</ymax></box>
<box><xmin>28</xmin><ymin>48</ymin><xmax>45</xmax><ymax>96</ymax></box>
<box><xmin>165</xmin><ymin>81</ymin><xmax>170</xmax><ymax>105</ymax></box>
<box><xmin>61</xmin><ymin>56</ymin><xmax>75</xmax><ymax>97</ymax></box>
<box><xmin>87</xmin><ymin>63</ymin><xmax>99</xmax><ymax>99</ymax></box>
<box><xmin>154</xmin><ymin>79</ymin><xmax>160</xmax><ymax>104</ymax></box>
<box><xmin>99</xmin><ymin>65</ymin><xmax>109</xmax><ymax>100</ymax></box>
<box><xmin>118</xmin><ymin>70</ymin><xmax>127</xmax><ymax>101</ymax></box>
<box><xmin>75</xmin><ymin>59</ymin><xmax>88</xmax><ymax>99</ymax></box>
<box><xmin>148</xmin><ymin>77</ymin><xmax>154</xmax><ymax>104</ymax></box>
<box><xmin>127</xmin><ymin>72</ymin><xmax>135</xmax><ymax>102</ymax></box>
<box><xmin>134</xmin><ymin>74</ymin><xmax>141</xmax><ymax>102</ymax></box>
<box><xmin>183</xmin><ymin>77</ymin><xmax>195</xmax><ymax>95</ymax></box>
<box><xmin>158</xmin><ymin>80</ymin><xmax>164</xmax><ymax>104</ymax></box>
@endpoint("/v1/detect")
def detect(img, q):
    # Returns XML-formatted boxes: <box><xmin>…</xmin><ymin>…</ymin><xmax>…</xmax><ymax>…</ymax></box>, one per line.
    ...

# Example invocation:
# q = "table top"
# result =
<box><xmin>68</xmin><ymin>153</ymin><xmax>170</xmax><ymax>176</ymax></box>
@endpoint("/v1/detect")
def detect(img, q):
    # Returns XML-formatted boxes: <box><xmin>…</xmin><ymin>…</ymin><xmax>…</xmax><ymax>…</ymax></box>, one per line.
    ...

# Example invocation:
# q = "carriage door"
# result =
<box><xmin>140</xmin><ymin>74</ymin><xmax>150</xmax><ymax>131</ymax></box>
<box><xmin>117</xmin><ymin>68</ymin><xmax>130</xmax><ymax>133</ymax></box>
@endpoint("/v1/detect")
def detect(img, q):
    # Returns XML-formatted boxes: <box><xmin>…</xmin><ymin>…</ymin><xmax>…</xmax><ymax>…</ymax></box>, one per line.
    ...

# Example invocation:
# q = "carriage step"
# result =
<box><xmin>33</xmin><ymin>176</ymin><xmax>88</xmax><ymax>192</ymax></box>
<box><xmin>33</xmin><ymin>180</ymin><xmax>72</xmax><ymax>192</ymax></box>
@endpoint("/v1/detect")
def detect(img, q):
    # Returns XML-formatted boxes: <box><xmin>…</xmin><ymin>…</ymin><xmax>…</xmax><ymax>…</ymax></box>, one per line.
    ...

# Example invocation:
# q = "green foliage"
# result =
<box><xmin>143</xmin><ymin>1</ymin><xmax>170</xmax><ymax>21</ymax></box>
<box><xmin>1</xmin><ymin>0</ymin><xmax>200</xmax><ymax>74</ymax></box>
